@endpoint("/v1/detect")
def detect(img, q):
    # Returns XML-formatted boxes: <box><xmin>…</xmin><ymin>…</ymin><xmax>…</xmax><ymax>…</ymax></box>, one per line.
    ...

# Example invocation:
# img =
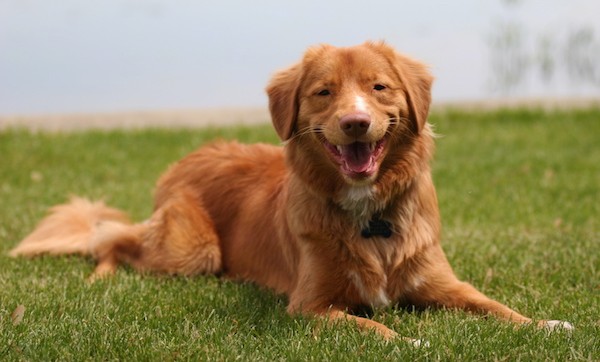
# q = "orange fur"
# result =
<box><xmin>11</xmin><ymin>42</ymin><xmax>571</xmax><ymax>342</ymax></box>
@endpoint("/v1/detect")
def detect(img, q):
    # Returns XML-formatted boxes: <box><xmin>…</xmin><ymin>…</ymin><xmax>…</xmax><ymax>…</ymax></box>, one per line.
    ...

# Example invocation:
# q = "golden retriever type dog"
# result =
<box><xmin>11</xmin><ymin>42</ymin><xmax>572</xmax><ymax>344</ymax></box>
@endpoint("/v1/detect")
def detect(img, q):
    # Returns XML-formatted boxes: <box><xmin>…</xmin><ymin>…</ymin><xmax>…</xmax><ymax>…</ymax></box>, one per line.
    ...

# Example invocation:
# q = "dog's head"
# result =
<box><xmin>267</xmin><ymin>42</ymin><xmax>433</xmax><ymax>186</ymax></box>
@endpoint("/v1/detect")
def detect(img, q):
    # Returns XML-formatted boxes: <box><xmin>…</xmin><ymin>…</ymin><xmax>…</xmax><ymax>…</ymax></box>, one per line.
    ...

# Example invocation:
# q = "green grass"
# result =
<box><xmin>1</xmin><ymin>109</ymin><xmax>598</xmax><ymax>361</ymax></box>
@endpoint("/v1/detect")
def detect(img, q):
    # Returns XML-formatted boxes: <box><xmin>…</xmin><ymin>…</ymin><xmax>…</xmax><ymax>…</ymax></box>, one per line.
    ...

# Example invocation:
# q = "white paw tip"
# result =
<box><xmin>409</xmin><ymin>338</ymin><xmax>430</xmax><ymax>348</ymax></box>
<box><xmin>542</xmin><ymin>320</ymin><xmax>574</xmax><ymax>332</ymax></box>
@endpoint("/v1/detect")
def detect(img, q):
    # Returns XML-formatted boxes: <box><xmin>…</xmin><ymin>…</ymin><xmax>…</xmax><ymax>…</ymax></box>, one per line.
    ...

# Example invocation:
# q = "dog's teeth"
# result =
<box><xmin>369</xmin><ymin>142</ymin><xmax>375</xmax><ymax>151</ymax></box>
<box><xmin>336</xmin><ymin>146</ymin><xmax>342</xmax><ymax>154</ymax></box>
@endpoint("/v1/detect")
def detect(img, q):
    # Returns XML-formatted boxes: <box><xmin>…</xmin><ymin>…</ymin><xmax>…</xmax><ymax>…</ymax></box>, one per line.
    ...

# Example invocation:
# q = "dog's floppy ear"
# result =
<box><xmin>368</xmin><ymin>42</ymin><xmax>433</xmax><ymax>132</ymax></box>
<box><xmin>266</xmin><ymin>63</ymin><xmax>303</xmax><ymax>141</ymax></box>
<box><xmin>393</xmin><ymin>52</ymin><xmax>434</xmax><ymax>132</ymax></box>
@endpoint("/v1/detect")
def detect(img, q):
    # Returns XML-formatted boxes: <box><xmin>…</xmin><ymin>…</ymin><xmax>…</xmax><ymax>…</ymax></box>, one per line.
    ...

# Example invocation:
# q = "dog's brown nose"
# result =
<box><xmin>339</xmin><ymin>112</ymin><xmax>370</xmax><ymax>137</ymax></box>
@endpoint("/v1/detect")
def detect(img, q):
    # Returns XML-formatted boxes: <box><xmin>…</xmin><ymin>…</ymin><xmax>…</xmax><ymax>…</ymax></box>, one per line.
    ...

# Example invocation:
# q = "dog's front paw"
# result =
<box><xmin>403</xmin><ymin>337</ymin><xmax>430</xmax><ymax>348</ymax></box>
<box><xmin>538</xmin><ymin>320</ymin><xmax>574</xmax><ymax>332</ymax></box>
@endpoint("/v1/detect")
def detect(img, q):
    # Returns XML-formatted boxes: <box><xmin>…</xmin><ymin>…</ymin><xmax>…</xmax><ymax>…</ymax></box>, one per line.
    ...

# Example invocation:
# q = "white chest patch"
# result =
<box><xmin>348</xmin><ymin>271</ymin><xmax>391</xmax><ymax>308</ymax></box>
<box><xmin>339</xmin><ymin>186</ymin><xmax>377</xmax><ymax>222</ymax></box>
<box><xmin>407</xmin><ymin>274</ymin><xmax>425</xmax><ymax>292</ymax></box>
<box><xmin>346</xmin><ymin>185</ymin><xmax>374</xmax><ymax>202</ymax></box>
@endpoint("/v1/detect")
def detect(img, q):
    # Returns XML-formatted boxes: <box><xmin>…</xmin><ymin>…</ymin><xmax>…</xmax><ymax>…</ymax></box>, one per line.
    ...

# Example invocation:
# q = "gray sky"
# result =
<box><xmin>1</xmin><ymin>0</ymin><xmax>599</xmax><ymax>115</ymax></box>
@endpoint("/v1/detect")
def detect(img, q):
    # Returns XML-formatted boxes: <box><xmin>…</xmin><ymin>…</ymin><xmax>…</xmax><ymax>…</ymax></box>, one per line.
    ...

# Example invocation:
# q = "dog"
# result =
<box><xmin>10</xmin><ymin>41</ymin><xmax>572</xmax><ymax>344</ymax></box>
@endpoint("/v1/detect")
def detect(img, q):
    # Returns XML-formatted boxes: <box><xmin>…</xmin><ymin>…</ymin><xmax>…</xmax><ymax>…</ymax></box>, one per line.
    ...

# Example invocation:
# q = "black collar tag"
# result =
<box><xmin>361</xmin><ymin>215</ymin><xmax>393</xmax><ymax>238</ymax></box>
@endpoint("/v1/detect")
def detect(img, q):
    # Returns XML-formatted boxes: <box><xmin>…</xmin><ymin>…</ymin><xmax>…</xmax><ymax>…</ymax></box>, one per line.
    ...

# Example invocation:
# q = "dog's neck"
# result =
<box><xmin>338</xmin><ymin>185</ymin><xmax>385</xmax><ymax>228</ymax></box>
<box><xmin>337</xmin><ymin>180</ymin><xmax>417</xmax><ymax>238</ymax></box>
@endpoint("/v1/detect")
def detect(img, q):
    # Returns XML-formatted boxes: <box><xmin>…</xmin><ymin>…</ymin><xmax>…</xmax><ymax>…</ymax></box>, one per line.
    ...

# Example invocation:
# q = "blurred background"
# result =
<box><xmin>1</xmin><ymin>0</ymin><xmax>599</xmax><ymax>117</ymax></box>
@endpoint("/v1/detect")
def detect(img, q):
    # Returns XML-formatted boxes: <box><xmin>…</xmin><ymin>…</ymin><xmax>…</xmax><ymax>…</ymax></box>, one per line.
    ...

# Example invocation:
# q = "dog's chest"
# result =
<box><xmin>337</xmin><ymin>186</ymin><xmax>392</xmax><ymax>306</ymax></box>
<box><xmin>335</xmin><ymin>186</ymin><xmax>421</xmax><ymax>307</ymax></box>
<box><xmin>344</xmin><ymin>239</ymin><xmax>398</xmax><ymax>308</ymax></box>
<box><xmin>347</xmin><ymin>269</ymin><xmax>391</xmax><ymax>308</ymax></box>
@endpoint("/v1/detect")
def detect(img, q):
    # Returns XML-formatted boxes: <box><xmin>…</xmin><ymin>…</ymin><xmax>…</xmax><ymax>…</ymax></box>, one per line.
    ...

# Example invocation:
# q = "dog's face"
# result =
<box><xmin>267</xmin><ymin>42</ymin><xmax>433</xmax><ymax>185</ymax></box>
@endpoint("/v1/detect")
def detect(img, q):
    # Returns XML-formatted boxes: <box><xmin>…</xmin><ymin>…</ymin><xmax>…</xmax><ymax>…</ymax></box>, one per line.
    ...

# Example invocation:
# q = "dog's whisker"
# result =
<box><xmin>284</xmin><ymin>125</ymin><xmax>324</xmax><ymax>144</ymax></box>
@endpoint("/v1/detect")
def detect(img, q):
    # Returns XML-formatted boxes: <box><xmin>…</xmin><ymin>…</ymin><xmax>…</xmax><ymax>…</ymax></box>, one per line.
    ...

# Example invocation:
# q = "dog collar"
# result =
<box><xmin>361</xmin><ymin>214</ymin><xmax>393</xmax><ymax>238</ymax></box>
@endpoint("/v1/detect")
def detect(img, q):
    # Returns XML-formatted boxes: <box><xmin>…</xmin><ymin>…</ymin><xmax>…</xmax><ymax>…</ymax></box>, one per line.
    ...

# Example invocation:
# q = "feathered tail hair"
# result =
<box><xmin>9</xmin><ymin>197</ymin><xmax>148</xmax><ymax>279</ymax></box>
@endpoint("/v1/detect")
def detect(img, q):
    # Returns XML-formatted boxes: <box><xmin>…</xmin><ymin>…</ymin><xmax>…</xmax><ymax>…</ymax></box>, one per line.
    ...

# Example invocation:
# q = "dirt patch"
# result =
<box><xmin>1</xmin><ymin>98</ymin><xmax>598</xmax><ymax>132</ymax></box>
<box><xmin>0</xmin><ymin>107</ymin><xmax>270</xmax><ymax>132</ymax></box>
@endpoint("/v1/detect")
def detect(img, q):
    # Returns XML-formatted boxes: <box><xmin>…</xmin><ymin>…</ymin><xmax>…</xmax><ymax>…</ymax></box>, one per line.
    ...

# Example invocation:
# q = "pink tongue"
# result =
<box><xmin>340</xmin><ymin>142</ymin><xmax>372</xmax><ymax>173</ymax></box>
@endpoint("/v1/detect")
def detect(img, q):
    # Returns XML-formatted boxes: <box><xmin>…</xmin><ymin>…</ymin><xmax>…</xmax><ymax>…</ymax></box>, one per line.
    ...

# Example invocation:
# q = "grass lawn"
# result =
<box><xmin>1</xmin><ymin>108</ymin><xmax>598</xmax><ymax>361</ymax></box>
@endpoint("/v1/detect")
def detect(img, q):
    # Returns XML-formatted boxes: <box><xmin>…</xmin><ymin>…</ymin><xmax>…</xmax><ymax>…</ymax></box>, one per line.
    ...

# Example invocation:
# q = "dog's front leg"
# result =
<box><xmin>413</xmin><ymin>278</ymin><xmax>573</xmax><ymax>331</ymax></box>
<box><xmin>322</xmin><ymin>309</ymin><xmax>427</xmax><ymax>346</ymax></box>
<box><xmin>412</xmin><ymin>277</ymin><xmax>534</xmax><ymax>323</ymax></box>
<box><xmin>287</xmin><ymin>278</ymin><xmax>424</xmax><ymax>345</ymax></box>
<box><xmin>288</xmin><ymin>301</ymin><xmax>426</xmax><ymax>345</ymax></box>
<box><xmin>321</xmin><ymin>308</ymin><xmax>398</xmax><ymax>340</ymax></box>
<box><xmin>405</xmin><ymin>246</ymin><xmax>573</xmax><ymax>331</ymax></box>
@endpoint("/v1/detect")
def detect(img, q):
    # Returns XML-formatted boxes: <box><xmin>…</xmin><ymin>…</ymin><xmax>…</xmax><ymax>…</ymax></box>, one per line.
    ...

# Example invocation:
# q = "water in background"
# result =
<box><xmin>1</xmin><ymin>0</ymin><xmax>599</xmax><ymax>115</ymax></box>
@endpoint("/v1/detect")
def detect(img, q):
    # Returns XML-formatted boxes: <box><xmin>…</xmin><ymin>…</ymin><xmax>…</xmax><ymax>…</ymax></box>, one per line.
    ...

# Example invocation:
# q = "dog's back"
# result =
<box><xmin>11</xmin><ymin>141</ymin><xmax>298</xmax><ymax>290</ymax></box>
<box><xmin>155</xmin><ymin>141</ymin><xmax>298</xmax><ymax>292</ymax></box>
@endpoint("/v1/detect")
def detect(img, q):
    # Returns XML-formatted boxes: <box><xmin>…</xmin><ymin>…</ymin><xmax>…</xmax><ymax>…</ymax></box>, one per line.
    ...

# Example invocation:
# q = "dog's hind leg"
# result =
<box><xmin>95</xmin><ymin>188</ymin><xmax>222</xmax><ymax>277</ymax></box>
<box><xmin>147</xmin><ymin>190</ymin><xmax>222</xmax><ymax>276</ymax></box>
<box><xmin>89</xmin><ymin>221</ymin><xmax>147</xmax><ymax>279</ymax></box>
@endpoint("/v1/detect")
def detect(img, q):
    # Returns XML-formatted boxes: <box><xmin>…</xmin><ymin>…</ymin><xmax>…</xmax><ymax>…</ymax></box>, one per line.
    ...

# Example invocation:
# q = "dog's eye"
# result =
<box><xmin>317</xmin><ymin>89</ymin><xmax>331</xmax><ymax>96</ymax></box>
<box><xmin>373</xmin><ymin>84</ymin><xmax>386</xmax><ymax>91</ymax></box>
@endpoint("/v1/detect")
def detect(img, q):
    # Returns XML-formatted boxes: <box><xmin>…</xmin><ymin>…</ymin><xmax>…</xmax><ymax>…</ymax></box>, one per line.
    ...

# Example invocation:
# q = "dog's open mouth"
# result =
<box><xmin>324</xmin><ymin>139</ymin><xmax>386</xmax><ymax>178</ymax></box>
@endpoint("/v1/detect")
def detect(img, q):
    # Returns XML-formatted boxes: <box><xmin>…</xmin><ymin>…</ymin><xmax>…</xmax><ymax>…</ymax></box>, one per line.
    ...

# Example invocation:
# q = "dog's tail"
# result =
<box><xmin>9</xmin><ymin>197</ymin><xmax>142</xmax><ymax>266</ymax></box>
<box><xmin>10</xmin><ymin>196</ymin><xmax>223</xmax><ymax>278</ymax></box>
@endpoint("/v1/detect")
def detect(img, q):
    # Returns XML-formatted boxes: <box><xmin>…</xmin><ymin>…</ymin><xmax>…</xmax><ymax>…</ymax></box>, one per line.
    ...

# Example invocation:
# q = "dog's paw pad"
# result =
<box><xmin>541</xmin><ymin>320</ymin><xmax>574</xmax><ymax>332</ymax></box>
